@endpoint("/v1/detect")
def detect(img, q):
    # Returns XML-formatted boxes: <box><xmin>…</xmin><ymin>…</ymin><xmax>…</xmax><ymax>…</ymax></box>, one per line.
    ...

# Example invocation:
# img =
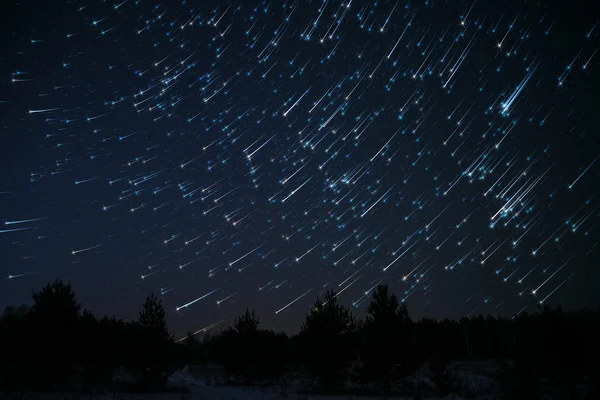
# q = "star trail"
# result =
<box><xmin>1</xmin><ymin>0</ymin><xmax>599</xmax><ymax>337</ymax></box>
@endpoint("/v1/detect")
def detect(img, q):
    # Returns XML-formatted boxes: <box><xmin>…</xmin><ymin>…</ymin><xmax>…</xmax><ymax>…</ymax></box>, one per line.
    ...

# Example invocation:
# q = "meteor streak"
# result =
<box><xmin>175</xmin><ymin>320</ymin><xmax>224</xmax><ymax>342</ymax></box>
<box><xmin>4</xmin><ymin>217</ymin><xmax>47</xmax><ymax>225</ymax></box>
<box><xmin>216</xmin><ymin>291</ymin><xmax>240</xmax><ymax>305</ymax></box>
<box><xmin>283</xmin><ymin>87</ymin><xmax>311</xmax><ymax>117</ymax></box>
<box><xmin>71</xmin><ymin>244</ymin><xmax>103</xmax><ymax>255</ymax></box>
<box><xmin>176</xmin><ymin>288</ymin><xmax>220</xmax><ymax>311</ymax></box>
<box><xmin>28</xmin><ymin>108</ymin><xmax>62</xmax><ymax>114</ymax></box>
<box><xmin>228</xmin><ymin>244</ymin><xmax>264</xmax><ymax>267</ymax></box>
<box><xmin>275</xmin><ymin>288</ymin><xmax>313</xmax><ymax>314</ymax></box>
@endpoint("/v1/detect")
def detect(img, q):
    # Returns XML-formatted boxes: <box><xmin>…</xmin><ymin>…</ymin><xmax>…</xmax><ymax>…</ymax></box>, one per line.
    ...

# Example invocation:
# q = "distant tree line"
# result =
<box><xmin>1</xmin><ymin>280</ymin><xmax>599</xmax><ymax>399</ymax></box>
<box><xmin>0</xmin><ymin>281</ymin><xmax>179</xmax><ymax>393</ymax></box>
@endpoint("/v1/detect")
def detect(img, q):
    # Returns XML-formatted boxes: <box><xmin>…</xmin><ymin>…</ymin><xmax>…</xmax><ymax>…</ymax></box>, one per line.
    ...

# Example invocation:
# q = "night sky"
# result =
<box><xmin>1</xmin><ymin>0</ymin><xmax>599</xmax><ymax>338</ymax></box>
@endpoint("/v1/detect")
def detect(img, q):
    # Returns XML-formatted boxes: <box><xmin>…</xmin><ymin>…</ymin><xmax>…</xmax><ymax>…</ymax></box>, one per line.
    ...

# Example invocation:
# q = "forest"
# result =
<box><xmin>0</xmin><ymin>280</ymin><xmax>599</xmax><ymax>399</ymax></box>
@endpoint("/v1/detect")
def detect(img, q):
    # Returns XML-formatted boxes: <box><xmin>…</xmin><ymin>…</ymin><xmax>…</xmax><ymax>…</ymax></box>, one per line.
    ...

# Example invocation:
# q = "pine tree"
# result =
<box><xmin>139</xmin><ymin>293</ymin><xmax>170</xmax><ymax>341</ymax></box>
<box><xmin>136</xmin><ymin>294</ymin><xmax>175</xmax><ymax>390</ymax></box>
<box><xmin>30</xmin><ymin>280</ymin><xmax>82</xmax><ymax>389</ymax></box>
<box><xmin>300</xmin><ymin>290</ymin><xmax>356</xmax><ymax>390</ymax></box>
<box><xmin>32</xmin><ymin>280</ymin><xmax>81</xmax><ymax>325</ymax></box>
<box><xmin>361</xmin><ymin>284</ymin><xmax>415</xmax><ymax>390</ymax></box>
<box><xmin>233</xmin><ymin>309</ymin><xmax>260</xmax><ymax>334</ymax></box>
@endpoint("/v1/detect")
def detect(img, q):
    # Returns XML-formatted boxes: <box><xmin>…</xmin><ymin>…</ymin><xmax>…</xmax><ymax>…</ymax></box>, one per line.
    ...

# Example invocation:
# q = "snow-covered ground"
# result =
<box><xmin>0</xmin><ymin>362</ymin><xmax>501</xmax><ymax>399</ymax></box>
<box><xmin>169</xmin><ymin>368</ymin><xmax>476</xmax><ymax>400</ymax></box>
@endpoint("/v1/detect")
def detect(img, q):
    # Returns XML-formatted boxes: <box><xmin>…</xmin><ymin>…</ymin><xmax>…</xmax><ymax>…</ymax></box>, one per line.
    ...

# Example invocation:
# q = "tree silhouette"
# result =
<box><xmin>32</xmin><ymin>280</ymin><xmax>81</xmax><ymax>324</ymax></box>
<box><xmin>182</xmin><ymin>331</ymin><xmax>203</xmax><ymax>365</ymax></box>
<box><xmin>359</xmin><ymin>284</ymin><xmax>416</xmax><ymax>390</ymax></box>
<box><xmin>217</xmin><ymin>309</ymin><xmax>261</xmax><ymax>381</ymax></box>
<box><xmin>79</xmin><ymin>309</ymin><xmax>109</xmax><ymax>387</ymax></box>
<box><xmin>254</xmin><ymin>331</ymin><xmax>288</xmax><ymax>383</ymax></box>
<box><xmin>139</xmin><ymin>293</ymin><xmax>170</xmax><ymax>341</ymax></box>
<box><xmin>233</xmin><ymin>308</ymin><xmax>260</xmax><ymax>334</ymax></box>
<box><xmin>216</xmin><ymin>309</ymin><xmax>287</xmax><ymax>383</ymax></box>
<box><xmin>31</xmin><ymin>281</ymin><xmax>82</xmax><ymax>389</ymax></box>
<box><xmin>299</xmin><ymin>290</ymin><xmax>356</xmax><ymax>391</ymax></box>
<box><xmin>136</xmin><ymin>293</ymin><xmax>177</xmax><ymax>391</ymax></box>
<box><xmin>2</xmin><ymin>279</ymin><xmax>599</xmax><ymax>397</ymax></box>
<box><xmin>0</xmin><ymin>304</ymin><xmax>34</xmax><ymax>390</ymax></box>
<box><xmin>1</xmin><ymin>305</ymin><xmax>30</xmax><ymax>319</ymax></box>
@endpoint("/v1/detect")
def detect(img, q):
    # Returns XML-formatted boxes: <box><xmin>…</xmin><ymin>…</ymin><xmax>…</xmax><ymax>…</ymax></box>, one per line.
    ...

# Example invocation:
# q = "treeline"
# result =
<box><xmin>1</xmin><ymin>281</ymin><xmax>599</xmax><ymax>399</ymax></box>
<box><xmin>0</xmin><ymin>282</ymin><xmax>178</xmax><ymax>392</ymax></box>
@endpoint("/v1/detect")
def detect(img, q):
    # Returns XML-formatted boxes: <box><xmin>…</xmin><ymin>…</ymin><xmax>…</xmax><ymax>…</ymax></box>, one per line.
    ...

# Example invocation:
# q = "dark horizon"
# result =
<box><xmin>3</xmin><ymin>277</ymin><xmax>599</xmax><ymax>339</ymax></box>
<box><xmin>4</xmin><ymin>279</ymin><xmax>599</xmax><ymax>398</ymax></box>
<box><xmin>1</xmin><ymin>0</ymin><xmax>599</xmax><ymax>338</ymax></box>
